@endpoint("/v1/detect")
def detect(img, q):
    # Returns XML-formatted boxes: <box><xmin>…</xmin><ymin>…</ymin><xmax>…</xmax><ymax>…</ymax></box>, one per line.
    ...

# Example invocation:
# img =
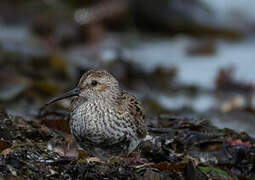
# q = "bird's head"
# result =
<box><xmin>77</xmin><ymin>69</ymin><xmax>119</xmax><ymax>100</ymax></box>
<box><xmin>45</xmin><ymin>69</ymin><xmax>119</xmax><ymax>105</ymax></box>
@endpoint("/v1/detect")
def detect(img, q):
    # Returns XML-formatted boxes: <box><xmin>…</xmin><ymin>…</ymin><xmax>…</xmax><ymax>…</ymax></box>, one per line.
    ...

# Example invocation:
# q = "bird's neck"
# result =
<box><xmin>90</xmin><ymin>88</ymin><xmax>121</xmax><ymax>104</ymax></box>
<box><xmin>90</xmin><ymin>92</ymin><xmax>122</xmax><ymax>111</ymax></box>
<box><xmin>91</xmin><ymin>95</ymin><xmax>118</xmax><ymax>107</ymax></box>
<box><xmin>72</xmin><ymin>89</ymin><xmax>121</xmax><ymax>111</ymax></box>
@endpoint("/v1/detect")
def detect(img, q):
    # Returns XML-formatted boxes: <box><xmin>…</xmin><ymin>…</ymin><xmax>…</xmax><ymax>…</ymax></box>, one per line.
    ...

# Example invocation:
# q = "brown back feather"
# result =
<box><xmin>119</xmin><ymin>90</ymin><xmax>147</xmax><ymax>139</ymax></box>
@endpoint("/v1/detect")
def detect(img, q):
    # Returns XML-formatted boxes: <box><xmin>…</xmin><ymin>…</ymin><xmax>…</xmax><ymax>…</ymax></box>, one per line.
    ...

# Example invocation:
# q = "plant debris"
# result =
<box><xmin>0</xmin><ymin>108</ymin><xmax>255</xmax><ymax>179</ymax></box>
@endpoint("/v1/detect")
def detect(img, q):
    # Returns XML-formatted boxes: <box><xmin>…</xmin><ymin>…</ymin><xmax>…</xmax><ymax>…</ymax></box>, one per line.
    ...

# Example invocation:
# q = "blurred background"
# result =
<box><xmin>0</xmin><ymin>0</ymin><xmax>255</xmax><ymax>136</ymax></box>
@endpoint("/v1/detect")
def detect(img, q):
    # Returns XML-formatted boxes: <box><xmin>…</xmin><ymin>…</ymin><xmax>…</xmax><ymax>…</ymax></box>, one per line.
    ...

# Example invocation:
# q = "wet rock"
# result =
<box><xmin>176</xmin><ymin>130</ymin><xmax>223</xmax><ymax>151</ymax></box>
<box><xmin>141</xmin><ymin>135</ymin><xmax>178</xmax><ymax>163</ymax></box>
<box><xmin>188</xmin><ymin>143</ymin><xmax>252</xmax><ymax>166</ymax></box>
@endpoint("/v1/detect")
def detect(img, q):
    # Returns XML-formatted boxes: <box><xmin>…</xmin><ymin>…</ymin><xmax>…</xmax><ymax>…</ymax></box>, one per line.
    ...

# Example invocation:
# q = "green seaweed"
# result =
<box><xmin>199</xmin><ymin>166</ymin><xmax>229</xmax><ymax>178</ymax></box>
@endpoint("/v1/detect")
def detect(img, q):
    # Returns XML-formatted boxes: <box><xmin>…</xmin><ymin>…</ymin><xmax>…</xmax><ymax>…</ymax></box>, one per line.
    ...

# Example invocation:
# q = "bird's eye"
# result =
<box><xmin>91</xmin><ymin>80</ymin><xmax>98</xmax><ymax>86</ymax></box>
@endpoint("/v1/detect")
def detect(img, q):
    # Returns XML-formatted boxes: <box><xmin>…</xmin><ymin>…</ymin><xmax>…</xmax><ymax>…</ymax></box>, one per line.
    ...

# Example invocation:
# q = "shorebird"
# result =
<box><xmin>45</xmin><ymin>69</ymin><xmax>147</xmax><ymax>160</ymax></box>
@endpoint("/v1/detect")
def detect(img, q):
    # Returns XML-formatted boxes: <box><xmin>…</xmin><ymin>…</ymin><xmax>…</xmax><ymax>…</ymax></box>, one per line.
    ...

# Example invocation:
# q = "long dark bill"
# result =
<box><xmin>45</xmin><ymin>87</ymin><xmax>80</xmax><ymax>106</ymax></box>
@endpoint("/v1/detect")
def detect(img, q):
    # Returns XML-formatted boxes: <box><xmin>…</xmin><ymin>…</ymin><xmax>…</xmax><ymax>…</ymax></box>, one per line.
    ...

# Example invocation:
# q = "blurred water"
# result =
<box><xmin>156</xmin><ymin>93</ymin><xmax>215</xmax><ymax>112</ymax></box>
<box><xmin>129</xmin><ymin>36</ymin><xmax>255</xmax><ymax>89</ymax></box>
<box><xmin>203</xmin><ymin>0</ymin><xmax>255</xmax><ymax>22</ymax></box>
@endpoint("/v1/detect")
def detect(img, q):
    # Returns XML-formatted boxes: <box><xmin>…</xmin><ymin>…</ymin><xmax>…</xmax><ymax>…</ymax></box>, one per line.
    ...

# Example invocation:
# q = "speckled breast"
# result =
<box><xmin>69</xmin><ymin>101</ymin><xmax>140</xmax><ymax>159</ymax></box>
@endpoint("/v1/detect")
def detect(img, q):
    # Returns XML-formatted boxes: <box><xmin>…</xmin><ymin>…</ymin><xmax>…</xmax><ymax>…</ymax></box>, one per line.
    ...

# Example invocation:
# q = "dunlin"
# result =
<box><xmin>46</xmin><ymin>69</ymin><xmax>147</xmax><ymax>160</ymax></box>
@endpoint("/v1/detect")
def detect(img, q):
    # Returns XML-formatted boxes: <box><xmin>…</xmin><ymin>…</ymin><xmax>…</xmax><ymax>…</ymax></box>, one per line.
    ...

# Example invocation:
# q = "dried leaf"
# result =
<box><xmin>0</xmin><ymin>140</ymin><xmax>12</xmax><ymax>152</ymax></box>
<box><xmin>40</xmin><ymin>119</ymin><xmax>70</xmax><ymax>134</ymax></box>
<box><xmin>1</xmin><ymin>148</ymin><xmax>13</xmax><ymax>156</ymax></box>
<box><xmin>151</xmin><ymin>158</ymin><xmax>188</xmax><ymax>171</ymax></box>
<box><xmin>87</xmin><ymin>157</ymin><xmax>104</xmax><ymax>163</ymax></box>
